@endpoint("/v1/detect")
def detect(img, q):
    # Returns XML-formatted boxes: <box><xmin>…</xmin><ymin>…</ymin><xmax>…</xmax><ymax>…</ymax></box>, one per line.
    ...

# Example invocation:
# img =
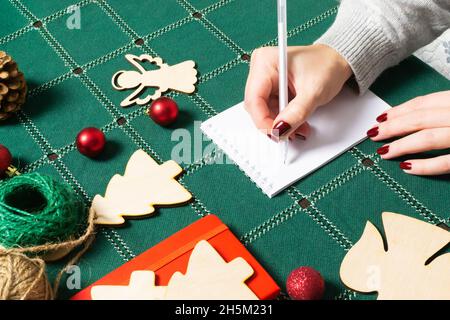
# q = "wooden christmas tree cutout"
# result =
<box><xmin>91</xmin><ymin>150</ymin><xmax>192</xmax><ymax>225</ymax></box>
<box><xmin>165</xmin><ymin>240</ymin><xmax>258</xmax><ymax>300</ymax></box>
<box><xmin>112</xmin><ymin>54</ymin><xmax>198</xmax><ymax>107</ymax></box>
<box><xmin>90</xmin><ymin>241</ymin><xmax>259</xmax><ymax>300</ymax></box>
<box><xmin>91</xmin><ymin>271</ymin><xmax>167</xmax><ymax>300</ymax></box>
<box><xmin>340</xmin><ymin>212</ymin><xmax>450</xmax><ymax>300</ymax></box>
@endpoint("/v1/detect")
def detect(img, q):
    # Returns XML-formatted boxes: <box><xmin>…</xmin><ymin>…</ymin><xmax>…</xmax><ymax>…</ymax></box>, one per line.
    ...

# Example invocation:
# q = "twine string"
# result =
<box><xmin>0</xmin><ymin>173</ymin><xmax>96</xmax><ymax>299</ymax></box>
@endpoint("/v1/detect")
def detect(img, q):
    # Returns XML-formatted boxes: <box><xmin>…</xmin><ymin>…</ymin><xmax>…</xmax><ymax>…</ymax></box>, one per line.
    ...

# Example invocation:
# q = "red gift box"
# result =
<box><xmin>72</xmin><ymin>214</ymin><xmax>280</xmax><ymax>300</ymax></box>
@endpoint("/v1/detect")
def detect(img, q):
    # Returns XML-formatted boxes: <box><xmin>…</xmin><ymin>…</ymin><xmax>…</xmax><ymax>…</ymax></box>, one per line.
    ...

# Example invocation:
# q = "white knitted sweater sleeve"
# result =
<box><xmin>315</xmin><ymin>0</ymin><xmax>450</xmax><ymax>93</ymax></box>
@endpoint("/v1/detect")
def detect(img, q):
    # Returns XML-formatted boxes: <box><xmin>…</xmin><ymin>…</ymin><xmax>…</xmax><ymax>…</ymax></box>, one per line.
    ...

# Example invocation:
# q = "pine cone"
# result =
<box><xmin>0</xmin><ymin>51</ymin><xmax>27</xmax><ymax>121</ymax></box>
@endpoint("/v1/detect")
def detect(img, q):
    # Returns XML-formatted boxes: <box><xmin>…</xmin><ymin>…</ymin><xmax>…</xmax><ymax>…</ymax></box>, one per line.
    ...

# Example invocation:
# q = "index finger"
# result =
<box><xmin>244</xmin><ymin>49</ymin><xmax>278</xmax><ymax>131</ymax></box>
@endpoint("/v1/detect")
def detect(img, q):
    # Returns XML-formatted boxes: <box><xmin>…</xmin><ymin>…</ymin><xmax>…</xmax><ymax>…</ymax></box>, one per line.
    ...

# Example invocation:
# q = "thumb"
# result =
<box><xmin>272</xmin><ymin>95</ymin><xmax>316</xmax><ymax>139</ymax></box>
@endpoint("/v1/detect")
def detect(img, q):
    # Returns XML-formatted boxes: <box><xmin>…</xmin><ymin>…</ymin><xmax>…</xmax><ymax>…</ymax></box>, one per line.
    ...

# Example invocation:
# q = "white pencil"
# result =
<box><xmin>277</xmin><ymin>0</ymin><xmax>289</xmax><ymax>164</ymax></box>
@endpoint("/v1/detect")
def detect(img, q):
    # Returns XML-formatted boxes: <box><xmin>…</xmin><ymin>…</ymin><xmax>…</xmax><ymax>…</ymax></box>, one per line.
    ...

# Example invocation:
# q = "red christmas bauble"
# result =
<box><xmin>286</xmin><ymin>266</ymin><xmax>325</xmax><ymax>300</ymax></box>
<box><xmin>148</xmin><ymin>97</ymin><xmax>179</xmax><ymax>126</ymax></box>
<box><xmin>76</xmin><ymin>127</ymin><xmax>106</xmax><ymax>158</ymax></box>
<box><xmin>0</xmin><ymin>144</ymin><xmax>12</xmax><ymax>172</ymax></box>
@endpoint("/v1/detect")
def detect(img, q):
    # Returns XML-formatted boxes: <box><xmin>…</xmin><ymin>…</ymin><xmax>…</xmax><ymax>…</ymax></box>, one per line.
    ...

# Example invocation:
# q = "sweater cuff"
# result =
<box><xmin>315</xmin><ymin>3</ymin><xmax>397</xmax><ymax>94</ymax></box>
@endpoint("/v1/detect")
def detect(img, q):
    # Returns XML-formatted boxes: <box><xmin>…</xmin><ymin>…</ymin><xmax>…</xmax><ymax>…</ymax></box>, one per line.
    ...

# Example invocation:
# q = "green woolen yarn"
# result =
<box><xmin>0</xmin><ymin>173</ymin><xmax>86</xmax><ymax>248</ymax></box>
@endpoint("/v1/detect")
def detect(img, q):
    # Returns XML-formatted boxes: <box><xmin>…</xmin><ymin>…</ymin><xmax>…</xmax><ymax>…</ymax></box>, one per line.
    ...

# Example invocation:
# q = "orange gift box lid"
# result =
<box><xmin>71</xmin><ymin>214</ymin><xmax>280</xmax><ymax>300</ymax></box>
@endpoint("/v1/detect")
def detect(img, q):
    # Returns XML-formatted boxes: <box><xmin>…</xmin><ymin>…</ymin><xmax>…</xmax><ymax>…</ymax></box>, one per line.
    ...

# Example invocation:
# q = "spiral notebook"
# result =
<box><xmin>201</xmin><ymin>87</ymin><xmax>391</xmax><ymax>198</ymax></box>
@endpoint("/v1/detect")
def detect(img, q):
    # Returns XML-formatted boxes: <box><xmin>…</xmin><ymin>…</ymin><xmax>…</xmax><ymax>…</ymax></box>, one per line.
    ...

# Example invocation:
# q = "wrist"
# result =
<box><xmin>316</xmin><ymin>44</ymin><xmax>353</xmax><ymax>82</ymax></box>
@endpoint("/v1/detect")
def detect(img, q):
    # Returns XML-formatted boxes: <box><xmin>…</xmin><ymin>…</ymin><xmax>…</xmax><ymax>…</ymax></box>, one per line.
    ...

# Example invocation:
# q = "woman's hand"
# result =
<box><xmin>368</xmin><ymin>91</ymin><xmax>450</xmax><ymax>175</ymax></box>
<box><xmin>244</xmin><ymin>44</ymin><xmax>353</xmax><ymax>139</ymax></box>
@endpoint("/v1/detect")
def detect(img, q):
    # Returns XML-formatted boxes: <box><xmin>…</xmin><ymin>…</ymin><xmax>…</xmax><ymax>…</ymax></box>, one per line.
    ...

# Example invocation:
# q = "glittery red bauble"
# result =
<box><xmin>148</xmin><ymin>97</ymin><xmax>179</xmax><ymax>126</ymax></box>
<box><xmin>0</xmin><ymin>144</ymin><xmax>12</xmax><ymax>172</ymax></box>
<box><xmin>286</xmin><ymin>266</ymin><xmax>325</xmax><ymax>300</ymax></box>
<box><xmin>76</xmin><ymin>127</ymin><xmax>106</xmax><ymax>158</ymax></box>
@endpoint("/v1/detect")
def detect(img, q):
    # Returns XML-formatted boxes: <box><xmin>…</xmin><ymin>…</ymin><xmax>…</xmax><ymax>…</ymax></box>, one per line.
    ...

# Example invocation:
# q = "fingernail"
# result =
<box><xmin>295</xmin><ymin>133</ymin><xmax>306</xmax><ymax>140</ymax></box>
<box><xmin>367</xmin><ymin>127</ymin><xmax>379</xmax><ymax>138</ymax></box>
<box><xmin>376</xmin><ymin>113</ymin><xmax>388</xmax><ymax>123</ymax></box>
<box><xmin>377</xmin><ymin>145</ymin><xmax>390</xmax><ymax>155</ymax></box>
<box><xmin>400</xmin><ymin>162</ymin><xmax>412</xmax><ymax>170</ymax></box>
<box><xmin>272</xmin><ymin>121</ymin><xmax>291</xmax><ymax>138</ymax></box>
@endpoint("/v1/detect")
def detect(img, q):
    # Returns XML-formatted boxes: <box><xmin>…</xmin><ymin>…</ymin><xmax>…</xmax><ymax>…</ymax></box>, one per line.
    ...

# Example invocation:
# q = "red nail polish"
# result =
<box><xmin>377</xmin><ymin>145</ymin><xmax>390</xmax><ymax>155</ymax></box>
<box><xmin>376</xmin><ymin>113</ymin><xmax>388</xmax><ymax>123</ymax></box>
<box><xmin>272</xmin><ymin>121</ymin><xmax>291</xmax><ymax>138</ymax></box>
<box><xmin>400</xmin><ymin>162</ymin><xmax>412</xmax><ymax>170</ymax></box>
<box><xmin>295</xmin><ymin>133</ymin><xmax>306</xmax><ymax>140</ymax></box>
<box><xmin>367</xmin><ymin>127</ymin><xmax>379</xmax><ymax>138</ymax></box>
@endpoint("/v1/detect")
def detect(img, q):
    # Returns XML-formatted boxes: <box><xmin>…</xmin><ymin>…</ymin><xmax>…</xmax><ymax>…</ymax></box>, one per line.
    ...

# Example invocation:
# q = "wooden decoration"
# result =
<box><xmin>91</xmin><ymin>149</ymin><xmax>192</xmax><ymax>225</ymax></box>
<box><xmin>340</xmin><ymin>212</ymin><xmax>450</xmax><ymax>300</ymax></box>
<box><xmin>165</xmin><ymin>240</ymin><xmax>259</xmax><ymax>300</ymax></box>
<box><xmin>112</xmin><ymin>54</ymin><xmax>198</xmax><ymax>107</ymax></box>
<box><xmin>91</xmin><ymin>271</ymin><xmax>167</xmax><ymax>300</ymax></box>
<box><xmin>71</xmin><ymin>215</ymin><xmax>280</xmax><ymax>300</ymax></box>
<box><xmin>90</xmin><ymin>240</ymin><xmax>259</xmax><ymax>300</ymax></box>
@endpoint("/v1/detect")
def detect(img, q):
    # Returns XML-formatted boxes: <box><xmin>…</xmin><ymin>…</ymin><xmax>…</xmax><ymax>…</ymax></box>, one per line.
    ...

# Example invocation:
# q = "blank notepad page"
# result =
<box><xmin>201</xmin><ymin>87</ymin><xmax>391</xmax><ymax>197</ymax></box>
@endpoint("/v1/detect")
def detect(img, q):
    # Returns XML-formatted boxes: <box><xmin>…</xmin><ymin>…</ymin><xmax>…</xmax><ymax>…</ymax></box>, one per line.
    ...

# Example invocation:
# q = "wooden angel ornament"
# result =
<box><xmin>340</xmin><ymin>212</ymin><xmax>450</xmax><ymax>300</ymax></box>
<box><xmin>112</xmin><ymin>54</ymin><xmax>198</xmax><ymax>107</ymax></box>
<box><xmin>91</xmin><ymin>150</ymin><xmax>192</xmax><ymax>225</ymax></box>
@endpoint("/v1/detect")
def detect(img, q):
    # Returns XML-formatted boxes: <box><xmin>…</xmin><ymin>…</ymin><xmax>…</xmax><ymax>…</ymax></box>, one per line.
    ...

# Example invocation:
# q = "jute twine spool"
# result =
<box><xmin>0</xmin><ymin>173</ymin><xmax>96</xmax><ymax>300</ymax></box>
<box><xmin>0</xmin><ymin>251</ymin><xmax>53</xmax><ymax>300</ymax></box>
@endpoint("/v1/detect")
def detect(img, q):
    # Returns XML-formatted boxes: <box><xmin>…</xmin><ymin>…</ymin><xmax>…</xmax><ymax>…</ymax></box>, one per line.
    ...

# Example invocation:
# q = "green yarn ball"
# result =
<box><xmin>0</xmin><ymin>173</ymin><xmax>87</xmax><ymax>248</ymax></box>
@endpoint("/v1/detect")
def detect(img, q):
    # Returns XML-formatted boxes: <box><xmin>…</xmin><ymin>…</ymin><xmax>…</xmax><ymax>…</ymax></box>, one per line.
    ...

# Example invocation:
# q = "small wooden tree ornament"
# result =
<box><xmin>340</xmin><ymin>212</ymin><xmax>450</xmax><ymax>300</ymax></box>
<box><xmin>90</xmin><ymin>240</ymin><xmax>259</xmax><ymax>300</ymax></box>
<box><xmin>165</xmin><ymin>240</ymin><xmax>259</xmax><ymax>300</ymax></box>
<box><xmin>91</xmin><ymin>271</ymin><xmax>166</xmax><ymax>300</ymax></box>
<box><xmin>112</xmin><ymin>54</ymin><xmax>198</xmax><ymax>107</ymax></box>
<box><xmin>91</xmin><ymin>150</ymin><xmax>192</xmax><ymax>225</ymax></box>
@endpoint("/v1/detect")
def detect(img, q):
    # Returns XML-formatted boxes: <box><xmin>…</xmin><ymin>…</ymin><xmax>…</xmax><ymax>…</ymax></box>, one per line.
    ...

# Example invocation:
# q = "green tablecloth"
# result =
<box><xmin>0</xmin><ymin>0</ymin><xmax>449</xmax><ymax>300</ymax></box>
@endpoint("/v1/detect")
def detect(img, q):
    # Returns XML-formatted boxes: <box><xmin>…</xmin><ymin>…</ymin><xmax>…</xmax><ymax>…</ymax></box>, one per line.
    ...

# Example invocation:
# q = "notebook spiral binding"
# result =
<box><xmin>201</xmin><ymin>122</ymin><xmax>274</xmax><ymax>197</ymax></box>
